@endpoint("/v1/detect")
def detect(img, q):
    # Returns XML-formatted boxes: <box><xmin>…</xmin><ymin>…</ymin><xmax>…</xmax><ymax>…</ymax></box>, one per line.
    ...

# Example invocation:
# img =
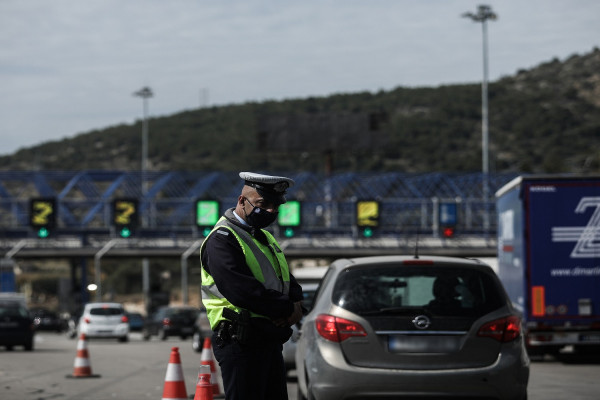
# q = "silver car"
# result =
<box><xmin>295</xmin><ymin>255</ymin><xmax>530</xmax><ymax>400</ymax></box>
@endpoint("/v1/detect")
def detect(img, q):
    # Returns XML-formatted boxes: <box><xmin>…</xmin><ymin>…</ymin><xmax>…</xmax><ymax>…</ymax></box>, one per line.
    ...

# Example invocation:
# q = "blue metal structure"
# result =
<box><xmin>0</xmin><ymin>171</ymin><xmax>518</xmax><ymax>237</ymax></box>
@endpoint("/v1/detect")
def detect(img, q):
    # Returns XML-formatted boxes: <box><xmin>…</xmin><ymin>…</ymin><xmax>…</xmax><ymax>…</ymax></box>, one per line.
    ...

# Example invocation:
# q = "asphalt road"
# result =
<box><xmin>1</xmin><ymin>333</ymin><xmax>599</xmax><ymax>399</ymax></box>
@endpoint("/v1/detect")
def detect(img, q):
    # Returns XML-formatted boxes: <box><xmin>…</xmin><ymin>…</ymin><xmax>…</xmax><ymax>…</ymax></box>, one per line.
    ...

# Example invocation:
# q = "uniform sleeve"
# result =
<box><xmin>288</xmin><ymin>273</ymin><xmax>304</xmax><ymax>303</ymax></box>
<box><xmin>202</xmin><ymin>228</ymin><xmax>294</xmax><ymax>319</ymax></box>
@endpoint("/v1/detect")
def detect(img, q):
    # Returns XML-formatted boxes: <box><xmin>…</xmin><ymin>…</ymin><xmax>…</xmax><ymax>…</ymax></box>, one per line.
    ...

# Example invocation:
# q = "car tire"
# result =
<box><xmin>192</xmin><ymin>332</ymin><xmax>202</xmax><ymax>352</ymax></box>
<box><xmin>160</xmin><ymin>328</ymin><xmax>168</xmax><ymax>341</ymax></box>
<box><xmin>24</xmin><ymin>340</ymin><xmax>34</xmax><ymax>351</ymax></box>
<box><xmin>118</xmin><ymin>335</ymin><xmax>129</xmax><ymax>343</ymax></box>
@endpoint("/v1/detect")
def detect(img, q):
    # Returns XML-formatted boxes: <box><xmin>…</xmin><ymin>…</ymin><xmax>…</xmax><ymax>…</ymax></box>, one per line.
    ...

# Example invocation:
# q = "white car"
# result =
<box><xmin>78</xmin><ymin>302</ymin><xmax>129</xmax><ymax>342</ymax></box>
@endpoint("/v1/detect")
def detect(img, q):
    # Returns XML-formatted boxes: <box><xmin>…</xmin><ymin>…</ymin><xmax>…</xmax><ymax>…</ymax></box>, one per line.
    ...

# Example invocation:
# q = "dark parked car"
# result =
<box><xmin>126</xmin><ymin>312</ymin><xmax>145</xmax><ymax>332</ymax></box>
<box><xmin>143</xmin><ymin>306</ymin><xmax>198</xmax><ymax>341</ymax></box>
<box><xmin>295</xmin><ymin>255</ymin><xmax>530</xmax><ymax>400</ymax></box>
<box><xmin>0</xmin><ymin>299</ymin><xmax>35</xmax><ymax>351</ymax></box>
<box><xmin>30</xmin><ymin>307</ymin><xmax>65</xmax><ymax>332</ymax></box>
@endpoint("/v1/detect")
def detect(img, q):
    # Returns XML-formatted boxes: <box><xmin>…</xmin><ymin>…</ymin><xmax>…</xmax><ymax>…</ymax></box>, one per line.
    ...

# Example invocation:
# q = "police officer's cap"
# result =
<box><xmin>239</xmin><ymin>172</ymin><xmax>294</xmax><ymax>205</ymax></box>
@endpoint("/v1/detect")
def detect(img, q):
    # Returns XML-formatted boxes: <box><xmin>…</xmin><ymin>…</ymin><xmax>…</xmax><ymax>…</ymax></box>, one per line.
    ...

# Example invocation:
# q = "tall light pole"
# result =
<box><xmin>463</xmin><ymin>4</ymin><xmax>497</xmax><ymax>233</ymax></box>
<box><xmin>133</xmin><ymin>87</ymin><xmax>153</xmax><ymax>312</ymax></box>
<box><xmin>133</xmin><ymin>86</ymin><xmax>153</xmax><ymax>201</ymax></box>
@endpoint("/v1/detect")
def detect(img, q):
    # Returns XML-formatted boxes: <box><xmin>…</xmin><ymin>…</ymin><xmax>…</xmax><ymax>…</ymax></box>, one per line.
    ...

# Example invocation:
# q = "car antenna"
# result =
<box><xmin>414</xmin><ymin>231</ymin><xmax>420</xmax><ymax>259</ymax></box>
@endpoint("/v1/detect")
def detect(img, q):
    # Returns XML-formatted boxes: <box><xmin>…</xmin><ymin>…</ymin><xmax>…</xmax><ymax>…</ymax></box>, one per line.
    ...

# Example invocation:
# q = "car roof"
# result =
<box><xmin>300</xmin><ymin>282</ymin><xmax>320</xmax><ymax>291</ymax></box>
<box><xmin>328</xmin><ymin>255</ymin><xmax>493</xmax><ymax>272</ymax></box>
<box><xmin>169</xmin><ymin>306</ymin><xmax>199</xmax><ymax>310</ymax></box>
<box><xmin>157</xmin><ymin>305</ymin><xmax>198</xmax><ymax>311</ymax></box>
<box><xmin>84</xmin><ymin>302</ymin><xmax>124</xmax><ymax>309</ymax></box>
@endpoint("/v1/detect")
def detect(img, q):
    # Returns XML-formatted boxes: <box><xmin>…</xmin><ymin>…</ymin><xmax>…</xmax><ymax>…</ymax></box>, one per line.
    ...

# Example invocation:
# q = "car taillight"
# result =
<box><xmin>478</xmin><ymin>316</ymin><xmax>521</xmax><ymax>342</ymax></box>
<box><xmin>121</xmin><ymin>315</ymin><xmax>129</xmax><ymax>323</ymax></box>
<box><xmin>163</xmin><ymin>318</ymin><xmax>171</xmax><ymax>326</ymax></box>
<box><xmin>315</xmin><ymin>314</ymin><xmax>367</xmax><ymax>343</ymax></box>
<box><xmin>84</xmin><ymin>317</ymin><xmax>91</xmax><ymax>324</ymax></box>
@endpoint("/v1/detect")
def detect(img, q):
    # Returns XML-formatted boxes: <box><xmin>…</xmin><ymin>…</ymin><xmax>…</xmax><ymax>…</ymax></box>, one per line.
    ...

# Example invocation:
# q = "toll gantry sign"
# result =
<box><xmin>113</xmin><ymin>198</ymin><xmax>139</xmax><ymax>238</ymax></box>
<box><xmin>356</xmin><ymin>200</ymin><xmax>380</xmax><ymax>237</ymax></box>
<box><xmin>29</xmin><ymin>198</ymin><xmax>57</xmax><ymax>238</ymax></box>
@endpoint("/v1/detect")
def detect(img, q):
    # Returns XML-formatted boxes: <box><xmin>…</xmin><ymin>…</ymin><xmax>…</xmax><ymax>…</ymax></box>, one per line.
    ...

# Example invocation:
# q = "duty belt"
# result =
<box><xmin>215</xmin><ymin>308</ymin><xmax>250</xmax><ymax>346</ymax></box>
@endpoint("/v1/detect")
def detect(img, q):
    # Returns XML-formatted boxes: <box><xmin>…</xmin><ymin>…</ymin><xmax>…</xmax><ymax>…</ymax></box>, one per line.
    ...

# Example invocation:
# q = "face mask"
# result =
<box><xmin>244</xmin><ymin>198</ymin><xmax>278</xmax><ymax>229</ymax></box>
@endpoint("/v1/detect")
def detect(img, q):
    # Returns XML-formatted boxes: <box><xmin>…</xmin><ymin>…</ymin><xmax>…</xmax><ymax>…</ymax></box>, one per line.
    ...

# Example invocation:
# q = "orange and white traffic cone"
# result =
<box><xmin>193</xmin><ymin>365</ymin><xmax>213</xmax><ymax>400</ymax></box>
<box><xmin>66</xmin><ymin>333</ymin><xmax>101</xmax><ymax>378</ymax></box>
<box><xmin>200</xmin><ymin>337</ymin><xmax>224</xmax><ymax>397</ymax></box>
<box><xmin>162</xmin><ymin>347</ymin><xmax>188</xmax><ymax>400</ymax></box>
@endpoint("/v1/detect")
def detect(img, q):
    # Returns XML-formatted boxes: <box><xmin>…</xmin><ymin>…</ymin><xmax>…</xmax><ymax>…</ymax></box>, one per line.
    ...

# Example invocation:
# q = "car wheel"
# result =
<box><xmin>119</xmin><ymin>335</ymin><xmax>129</xmax><ymax>343</ymax></box>
<box><xmin>192</xmin><ymin>332</ymin><xmax>202</xmax><ymax>352</ymax></box>
<box><xmin>160</xmin><ymin>328</ymin><xmax>168</xmax><ymax>341</ymax></box>
<box><xmin>24</xmin><ymin>340</ymin><xmax>34</xmax><ymax>351</ymax></box>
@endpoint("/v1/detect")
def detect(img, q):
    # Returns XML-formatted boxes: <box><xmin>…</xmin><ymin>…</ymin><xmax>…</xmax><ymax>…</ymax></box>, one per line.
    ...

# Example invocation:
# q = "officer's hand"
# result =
<box><xmin>287</xmin><ymin>301</ymin><xmax>303</xmax><ymax>326</ymax></box>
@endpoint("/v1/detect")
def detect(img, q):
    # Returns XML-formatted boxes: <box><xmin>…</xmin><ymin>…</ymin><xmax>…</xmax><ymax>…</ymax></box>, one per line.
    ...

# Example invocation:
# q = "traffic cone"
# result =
<box><xmin>200</xmin><ymin>337</ymin><xmax>223</xmax><ymax>397</ymax></box>
<box><xmin>162</xmin><ymin>347</ymin><xmax>188</xmax><ymax>400</ymax></box>
<box><xmin>66</xmin><ymin>333</ymin><xmax>101</xmax><ymax>378</ymax></box>
<box><xmin>193</xmin><ymin>365</ymin><xmax>213</xmax><ymax>400</ymax></box>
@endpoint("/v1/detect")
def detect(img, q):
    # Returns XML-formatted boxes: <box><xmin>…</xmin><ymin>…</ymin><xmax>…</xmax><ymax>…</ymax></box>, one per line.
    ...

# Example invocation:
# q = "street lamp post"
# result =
<box><xmin>462</xmin><ymin>4</ymin><xmax>497</xmax><ymax>234</ymax></box>
<box><xmin>133</xmin><ymin>87</ymin><xmax>153</xmax><ymax>311</ymax></box>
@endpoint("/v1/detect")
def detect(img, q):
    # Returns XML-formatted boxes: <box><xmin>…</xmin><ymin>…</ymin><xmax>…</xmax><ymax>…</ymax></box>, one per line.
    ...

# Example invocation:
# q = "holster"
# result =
<box><xmin>222</xmin><ymin>307</ymin><xmax>250</xmax><ymax>345</ymax></box>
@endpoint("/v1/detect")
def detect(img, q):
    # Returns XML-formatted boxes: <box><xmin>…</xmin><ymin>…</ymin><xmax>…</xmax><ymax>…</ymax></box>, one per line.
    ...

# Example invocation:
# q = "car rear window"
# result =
<box><xmin>0</xmin><ymin>302</ymin><xmax>28</xmax><ymax>318</ymax></box>
<box><xmin>168</xmin><ymin>309</ymin><xmax>198</xmax><ymax>319</ymax></box>
<box><xmin>332</xmin><ymin>265</ymin><xmax>505</xmax><ymax>317</ymax></box>
<box><xmin>90</xmin><ymin>307</ymin><xmax>123</xmax><ymax>316</ymax></box>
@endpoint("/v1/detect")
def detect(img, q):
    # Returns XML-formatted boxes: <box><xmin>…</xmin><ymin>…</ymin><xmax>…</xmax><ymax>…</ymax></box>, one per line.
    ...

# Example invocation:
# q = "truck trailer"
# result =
<box><xmin>496</xmin><ymin>175</ymin><xmax>600</xmax><ymax>355</ymax></box>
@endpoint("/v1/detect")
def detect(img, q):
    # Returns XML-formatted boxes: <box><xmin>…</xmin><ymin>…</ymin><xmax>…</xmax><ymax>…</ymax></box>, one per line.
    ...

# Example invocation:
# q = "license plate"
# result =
<box><xmin>550</xmin><ymin>332</ymin><xmax>580</xmax><ymax>344</ymax></box>
<box><xmin>389</xmin><ymin>335</ymin><xmax>459</xmax><ymax>353</ymax></box>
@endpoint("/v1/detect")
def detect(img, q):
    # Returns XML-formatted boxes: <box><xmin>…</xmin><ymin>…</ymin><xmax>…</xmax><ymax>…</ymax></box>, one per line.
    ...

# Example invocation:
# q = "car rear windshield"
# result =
<box><xmin>90</xmin><ymin>307</ymin><xmax>123</xmax><ymax>316</ymax></box>
<box><xmin>332</xmin><ymin>265</ymin><xmax>505</xmax><ymax>317</ymax></box>
<box><xmin>0</xmin><ymin>302</ymin><xmax>28</xmax><ymax>318</ymax></box>
<box><xmin>168</xmin><ymin>309</ymin><xmax>198</xmax><ymax>319</ymax></box>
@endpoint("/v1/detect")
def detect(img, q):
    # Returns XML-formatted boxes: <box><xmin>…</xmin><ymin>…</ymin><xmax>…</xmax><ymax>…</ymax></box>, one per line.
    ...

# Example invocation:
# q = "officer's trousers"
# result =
<box><xmin>212</xmin><ymin>332</ymin><xmax>288</xmax><ymax>400</ymax></box>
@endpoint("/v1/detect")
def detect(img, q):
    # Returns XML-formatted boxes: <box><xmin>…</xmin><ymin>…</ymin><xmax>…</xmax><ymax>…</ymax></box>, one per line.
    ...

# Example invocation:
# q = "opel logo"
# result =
<box><xmin>412</xmin><ymin>315</ymin><xmax>431</xmax><ymax>330</ymax></box>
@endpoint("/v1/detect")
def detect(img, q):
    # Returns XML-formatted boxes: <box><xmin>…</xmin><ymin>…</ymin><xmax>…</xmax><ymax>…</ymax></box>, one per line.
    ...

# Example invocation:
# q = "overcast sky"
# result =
<box><xmin>1</xmin><ymin>0</ymin><xmax>598</xmax><ymax>156</ymax></box>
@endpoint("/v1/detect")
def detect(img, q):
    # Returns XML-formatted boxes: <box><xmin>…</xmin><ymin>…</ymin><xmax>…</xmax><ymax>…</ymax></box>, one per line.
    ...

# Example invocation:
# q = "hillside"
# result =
<box><xmin>1</xmin><ymin>48</ymin><xmax>599</xmax><ymax>174</ymax></box>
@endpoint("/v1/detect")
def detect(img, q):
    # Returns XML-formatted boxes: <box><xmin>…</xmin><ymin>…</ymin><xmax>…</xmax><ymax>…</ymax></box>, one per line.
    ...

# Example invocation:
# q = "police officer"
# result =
<box><xmin>201</xmin><ymin>172</ymin><xmax>304</xmax><ymax>400</ymax></box>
